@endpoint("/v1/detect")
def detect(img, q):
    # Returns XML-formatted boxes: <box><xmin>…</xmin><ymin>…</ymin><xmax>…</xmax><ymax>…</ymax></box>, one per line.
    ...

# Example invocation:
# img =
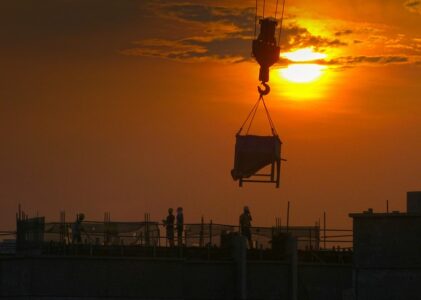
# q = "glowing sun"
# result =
<box><xmin>280</xmin><ymin>64</ymin><xmax>326</xmax><ymax>83</ymax></box>
<box><xmin>281</xmin><ymin>47</ymin><xmax>327</xmax><ymax>62</ymax></box>
<box><xmin>279</xmin><ymin>48</ymin><xmax>327</xmax><ymax>83</ymax></box>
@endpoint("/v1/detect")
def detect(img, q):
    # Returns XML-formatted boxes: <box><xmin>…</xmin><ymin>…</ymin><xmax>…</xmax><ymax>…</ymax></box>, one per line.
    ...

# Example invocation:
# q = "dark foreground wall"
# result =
<box><xmin>0</xmin><ymin>256</ymin><xmax>351</xmax><ymax>300</ymax></box>
<box><xmin>355</xmin><ymin>268</ymin><xmax>421</xmax><ymax>300</ymax></box>
<box><xmin>299</xmin><ymin>264</ymin><xmax>353</xmax><ymax>300</ymax></box>
<box><xmin>350</xmin><ymin>212</ymin><xmax>421</xmax><ymax>300</ymax></box>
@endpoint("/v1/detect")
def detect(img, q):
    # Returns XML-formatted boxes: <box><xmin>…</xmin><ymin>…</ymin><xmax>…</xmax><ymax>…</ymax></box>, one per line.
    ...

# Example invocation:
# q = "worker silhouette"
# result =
<box><xmin>239</xmin><ymin>206</ymin><xmax>253</xmax><ymax>249</ymax></box>
<box><xmin>164</xmin><ymin>208</ymin><xmax>175</xmax><ymax>247</ymax></box>
<box><xmin>176</xmin><ymin>207</ymin><xmax>184</xmax><ymax>246</ymax></box>
<box><xmin>72</xmin><ymin>213</ymin><xmax>85</xmax><ymax>244</ymax></box>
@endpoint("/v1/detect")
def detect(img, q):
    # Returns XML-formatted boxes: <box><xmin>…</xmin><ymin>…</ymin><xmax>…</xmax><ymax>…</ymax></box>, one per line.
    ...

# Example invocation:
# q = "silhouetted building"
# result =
<box><xmin>350</xmin><ymin>191</ymin><xmax>421</xmax><ymax>300</ymax></box>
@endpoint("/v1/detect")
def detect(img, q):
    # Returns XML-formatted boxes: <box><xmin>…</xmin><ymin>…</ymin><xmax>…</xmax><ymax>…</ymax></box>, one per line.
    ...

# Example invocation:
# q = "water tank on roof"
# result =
<box><xmin>407</xmin><ymin>191</ymin><xmax>421</xmax><ymax>214</ymax></box>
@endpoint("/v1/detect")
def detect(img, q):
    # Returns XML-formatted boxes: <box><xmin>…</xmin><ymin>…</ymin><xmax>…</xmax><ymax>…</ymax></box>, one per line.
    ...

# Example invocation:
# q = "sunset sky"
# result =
<box><xmin>1</xmin><ymin>0</ymin><xmax>420</xmax><ymax>230</ymax></box>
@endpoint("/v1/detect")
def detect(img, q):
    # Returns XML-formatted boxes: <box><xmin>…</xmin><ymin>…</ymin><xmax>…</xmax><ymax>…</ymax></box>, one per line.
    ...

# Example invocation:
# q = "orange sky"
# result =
<box><xmin>0</xmin><ymin>0</ymin><xmax>420</xmax><ymax>230</ymax></box>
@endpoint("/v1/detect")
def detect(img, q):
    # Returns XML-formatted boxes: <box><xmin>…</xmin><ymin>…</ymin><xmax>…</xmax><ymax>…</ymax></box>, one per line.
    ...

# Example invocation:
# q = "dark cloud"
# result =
<box><xmin>160</xmin><ymin>3</ymin><xmax>255</xmax><ymax>31</ymax></box>
<box><xmin>278</xmin><ymin>25</ymin><xmax>347</xmax><ymax>50</ymax></box>
<box><xmin>123</xmin><ymin>3</ymin><xmax>347</xmax><ymax>62</ymax></box>
<box><xmin>335</xmin><ymin>29</ymin><xmax>353</xmax><ymax>36</ymax></box>
<box><xmin>406</xmin><ymin>0</ymin><xmax>420</xmax><ymax>7</ymax></box>
<box><xmin>321</xmin><ymin>55</ymin><xmax>409</xmax><ymax>65</ymax></box>
<box><xmin>121</xmin><ymin>2</ymin><xmax>416</xmax><ymax>67</ymax></box>
<box><xmin>182</xmin><ymin>37</ymin><xmax>251</xmax><ymax>61</ymax></box>
<box><xmin>404</xmin><ymin>0</ymin><xmax>421</xmax><ymax>14</ymax></box>
<box><xmin>122</xmin><ymin>23</ymin><xmax>347</xmax><ymax>63</ymax></box>
<box><xmin>121</xmin><ymin>36</ymin><xmax>250</xmax><ymax>63</ymax></box>
<box><xmin>348</xmin><ymin>56</ymin><xmax>408</xmax><ymax>64</ymax></box>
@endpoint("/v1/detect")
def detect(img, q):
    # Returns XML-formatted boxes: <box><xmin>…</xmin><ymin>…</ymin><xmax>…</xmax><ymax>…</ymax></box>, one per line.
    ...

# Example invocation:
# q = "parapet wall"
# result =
<box><xmin>0</xmin><ymin>256</ymin><xmax>351</xmax><ymax>300</ymax></box>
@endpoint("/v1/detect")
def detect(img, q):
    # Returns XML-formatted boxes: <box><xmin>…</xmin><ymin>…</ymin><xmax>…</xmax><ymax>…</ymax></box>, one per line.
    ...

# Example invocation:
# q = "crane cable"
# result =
<box><xmin>263</xmin><ymin>0</ymin><xmax>266</xmax><ymax>18</ymax></box>
<box><xmin>254</xmin><ymin>0</ymin><xmax>258</xmax><ymax>38</ymax></box>
<box><xmin>242</xmin><ymin>0</ymin><xmax>286</xmax><ymax>137</ymax></box>
<box><xmin>237</xmin><ymin>97</ymin><xmax>260</xmax><ymax>135</ymax></box>
<box><xmin>253</xmin><ymin>0</ymin><xmax>286</xmax><ymax>46</ymax></box>
<box><xmin>275</xmin><ymin>0</ymin><xmax>279</xmax><ymax>18</ymax></box>
<box><xmin>277</xmin><ymin>0</ymin><xmax>287</xmax><ymax>47</ymax></box>
<box><xmin>236</xmin><ymin>95</ymin><xmax>278</xmax><ymax>136</ymax></box>
<box><xmin>261</xmin><ymin>96</ymin><xmax>278</xmax><ymax>136</ymax></box>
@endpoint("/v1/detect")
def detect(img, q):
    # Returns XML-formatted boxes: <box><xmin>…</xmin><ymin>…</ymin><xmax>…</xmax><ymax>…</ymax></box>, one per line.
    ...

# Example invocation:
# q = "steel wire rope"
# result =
<box><xmin>263</xmin><ymin>0</ymin><xmax>266</xmax><ymax>18</ymax></box>
<box><xmin>254</xmin><ymin>0</ymin><xmax>258</xmax><ymax>38</ymax></box>
<box><xmin>244</xmin><ymin>0</ymin><xmax>282</xmax><ymax>137</ymax></box>
<box><xmin>261</xmin><ymin>96</ymin><xmax>278</xmax><ymax>136</ymax></box>
<box><xmin>275</xmin><ymin>0</ymin><xmax>279</xmax><ymax>18</ymax></box>
<box><xmin>245</xmin><ymin>96</ymin><xmax>262</xmax><ymax>135</ymax></box>
<box><xmin>277</xmin><ymin>0</ymin><xmax>286</xmax><ymax>46</ymax></box>
<box><xmin>243</xmin><ymin>95</ymin><xmax>278</xmax><ymax>136</ymax></box>
<box><xmin>237</xmin><ymin>97</ymin><xmax>261</xmax><ymax>135</ymax></box>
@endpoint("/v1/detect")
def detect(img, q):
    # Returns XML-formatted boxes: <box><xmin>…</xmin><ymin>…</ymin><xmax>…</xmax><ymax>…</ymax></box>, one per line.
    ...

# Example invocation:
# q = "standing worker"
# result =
<box><xmin>164</xmin><ymin>208</ymin><xmax>175</xmax><ymax>247</ymax></box>
<box><xmin>72</xmin><ymin>213</ymin><xmax>85</xmax><ymax>244</ymax></box>
<box><xmin>239</xmin><ymin>206</ymin><xmax>253</xmax><ymax>249</ymax></box>
<box><xmin>176</xmin><ymin>207</ymin><xmax>184</xmax><ymax>246</ymax></box>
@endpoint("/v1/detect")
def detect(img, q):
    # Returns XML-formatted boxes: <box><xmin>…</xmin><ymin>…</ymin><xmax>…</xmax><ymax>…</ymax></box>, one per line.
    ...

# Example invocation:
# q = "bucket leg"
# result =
<box><xmin>271</xmin><ymin>162</ymin><xmax>275</xmax><ymax>181</ymax></box>
<box><xmin>276</xmin><ymin>159</ymin><xmax>280</xmax><ymax>188</ymax></box>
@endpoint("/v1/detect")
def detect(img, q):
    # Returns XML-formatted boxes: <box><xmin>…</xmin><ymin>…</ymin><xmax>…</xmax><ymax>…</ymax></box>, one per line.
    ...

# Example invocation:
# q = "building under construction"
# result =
<box><xmin>1</xmin><ymin>192</ymin><xmax>421</xmax><ymax>299</ymax></box>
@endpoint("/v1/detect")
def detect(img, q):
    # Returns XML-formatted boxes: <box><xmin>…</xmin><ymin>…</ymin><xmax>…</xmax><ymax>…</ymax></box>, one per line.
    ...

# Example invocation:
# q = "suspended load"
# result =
<box><xmin>231</xmin><ymin>135</ymin><xmax>281</xmax><ymax>187</ymax></box>
<box><xmin>231</xmin><ymin>0</ymin><xmax>286</xmax><ymax>188</ymax></box>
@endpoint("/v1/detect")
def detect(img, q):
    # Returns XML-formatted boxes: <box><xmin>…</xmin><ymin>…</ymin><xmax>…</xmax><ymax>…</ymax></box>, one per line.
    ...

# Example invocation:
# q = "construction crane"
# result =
<box><xmin>253</xmin><ymin>0</ymin><xmax>286</xmax><ymax>95</ymax></box>
<box><xmin>231</xmin><ymin>0</ymin><xmax>286</xmax><ymax>188</ymax></box>
<box><xmin>252</xmin><ymin>18</ymin><xmax>280</xmax><ymax>95</ymax></box>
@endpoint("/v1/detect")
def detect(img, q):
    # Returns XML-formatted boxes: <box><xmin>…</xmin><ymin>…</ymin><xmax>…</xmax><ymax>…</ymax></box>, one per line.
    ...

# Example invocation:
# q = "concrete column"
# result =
<box><xmin>352</xmin><ymin>267</ymin><xmax>358</xmax><ymax>300</ymax></box>
<box><xmin>286</xmin><ymin>236</ymin><xmax>297</xmax><ymax>300</ymax></box>
<box><xmin>232</xmin><ymin>235</ymin><xmax>247</xmax><ymax>300</ymax></box>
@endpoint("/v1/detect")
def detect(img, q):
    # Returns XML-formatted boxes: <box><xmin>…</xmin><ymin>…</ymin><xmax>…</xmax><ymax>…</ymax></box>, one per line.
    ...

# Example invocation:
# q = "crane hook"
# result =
<box><xmin>258</xmin><ymin>82</ymin><xmax>270</xmax><ymax>96</ymax></box>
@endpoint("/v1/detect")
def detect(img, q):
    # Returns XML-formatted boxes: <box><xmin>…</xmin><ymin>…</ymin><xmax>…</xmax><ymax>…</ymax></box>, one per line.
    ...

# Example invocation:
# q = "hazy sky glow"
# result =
<box><xmin>0</xmin><ymin>0</ymin><xmax>420</xmax><ymax>230</ymax></box>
